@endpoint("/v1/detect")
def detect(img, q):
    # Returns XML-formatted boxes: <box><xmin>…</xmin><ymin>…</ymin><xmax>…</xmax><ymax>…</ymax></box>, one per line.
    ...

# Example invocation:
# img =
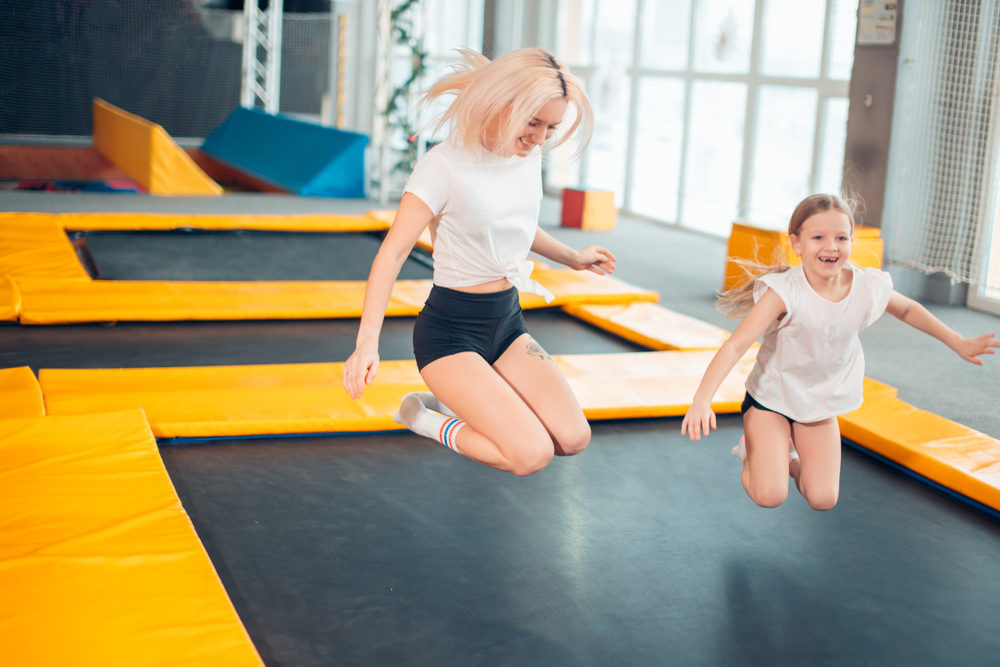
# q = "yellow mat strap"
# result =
<box><xmin>0</xmin><ymin>409</ymin><xmax>262</xmax><ymax>665</ymax></box>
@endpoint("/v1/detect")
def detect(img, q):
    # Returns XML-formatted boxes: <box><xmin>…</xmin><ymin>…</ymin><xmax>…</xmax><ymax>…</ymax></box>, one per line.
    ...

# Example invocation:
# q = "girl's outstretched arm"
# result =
<box><xmin>531</xmin><ymin>227</ymin><xmax>616</xmax><ymax>275</ymax></box>
<box><xmin>681</xmin><ymin>288</ymin><xmax>786</xmax><ymax>440</ymax></box>
<box><xmin>342</xmin><ymin>193</ymin><xmax>434</xmax><ymax>398</ymax></box>
<box><xmin>885</xmin><ymin>292</ymin><xmax>1000</xmax><ymax>365</ymax></box>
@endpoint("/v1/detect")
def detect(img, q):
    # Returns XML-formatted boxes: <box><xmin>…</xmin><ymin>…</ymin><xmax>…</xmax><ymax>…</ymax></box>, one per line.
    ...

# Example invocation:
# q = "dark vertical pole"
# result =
<box><xmin>842</xmin><ymin>0</ymin><xmax>903</xmax><ymax>228</ymax></box>
<box><xmin>482</xmin><ymin>0</ymin><xmax>496</xmax><ymax>58</ymax></box>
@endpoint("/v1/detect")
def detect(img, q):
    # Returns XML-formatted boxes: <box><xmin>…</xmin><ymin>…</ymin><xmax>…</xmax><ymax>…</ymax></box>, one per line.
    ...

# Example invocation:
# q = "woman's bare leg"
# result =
<box><xmin>418</xmin><ymin>352</ymin><xmax>556</xmax><ymax>476</ymax></box>
<box><xmin>491</xmin><ymin>334</ymin><xmax>590</xmax><ymax>456</ymax></box>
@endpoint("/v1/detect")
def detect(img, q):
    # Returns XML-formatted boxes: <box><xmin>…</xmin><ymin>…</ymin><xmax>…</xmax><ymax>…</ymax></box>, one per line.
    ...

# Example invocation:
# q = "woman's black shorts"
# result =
<box><xmin>413</xmin><ymin>285</ymin><xmax>529</xmax><ymax>371</ymax></box>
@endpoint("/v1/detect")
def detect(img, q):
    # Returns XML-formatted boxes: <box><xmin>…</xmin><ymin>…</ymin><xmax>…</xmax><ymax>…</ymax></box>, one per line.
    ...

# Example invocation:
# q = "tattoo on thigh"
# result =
<box><xmin>527</xmin><ymin>339</ymin><xmax>552</xmax><ymax>361</ymax></box>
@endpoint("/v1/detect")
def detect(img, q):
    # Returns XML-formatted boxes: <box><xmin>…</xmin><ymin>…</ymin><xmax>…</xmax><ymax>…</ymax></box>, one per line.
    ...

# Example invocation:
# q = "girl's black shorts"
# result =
<box><xmin>413</xmin><ymin>285</ymin><xmax>529</xmax><ymax>371</ymax></box>
<box><xmin>741</xmin><ymin>392</ymin><xmax>796</xmax><ymax>424</ymax></box>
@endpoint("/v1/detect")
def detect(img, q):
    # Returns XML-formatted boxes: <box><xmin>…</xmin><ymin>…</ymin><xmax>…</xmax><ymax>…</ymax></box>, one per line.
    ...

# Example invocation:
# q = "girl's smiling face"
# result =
<box><xmin>790</xmin><ymin>209</ymin><xmax>853</xmax><ymax>279</ymax></box>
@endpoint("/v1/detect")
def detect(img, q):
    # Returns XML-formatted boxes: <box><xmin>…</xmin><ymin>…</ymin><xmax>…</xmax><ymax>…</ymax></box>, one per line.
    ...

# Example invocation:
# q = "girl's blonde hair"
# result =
<box><xmin>423</xmin><ymin>47</ymin><xmax>593</xmax><ymax>158</ymax></box>
<box><xmin>717</xmin><ymin>193</ymin><xmax>859</xmax><ymax>317</ymax></box>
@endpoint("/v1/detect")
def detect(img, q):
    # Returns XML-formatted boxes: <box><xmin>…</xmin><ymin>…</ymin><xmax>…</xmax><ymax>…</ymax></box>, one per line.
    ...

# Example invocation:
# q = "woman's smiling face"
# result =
<box><xmin>512</xmin><ymin>97</ymin><xmax>567</xmax><ymax>156</ymax></box>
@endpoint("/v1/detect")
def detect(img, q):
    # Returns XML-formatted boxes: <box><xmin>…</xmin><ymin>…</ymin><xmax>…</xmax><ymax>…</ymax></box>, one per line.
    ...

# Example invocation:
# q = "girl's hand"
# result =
<box><xmin>342</xmin><ymin>342</ymin><xmax>379</xmax><ymax>399</ymax></box>
<box><xmin>954</xmin><ymin>332</ymin><xmax>1000</xmax><ymax>365</ymax></box>
<box><xmin>573</xmin><ymin>245</ymin><xmax>617</xmax><ymax>275</ymax></box>
<box><xmin>681</xmin><ymin>402</ymin><xmax>717</xmax><ymax>441</ymax></box>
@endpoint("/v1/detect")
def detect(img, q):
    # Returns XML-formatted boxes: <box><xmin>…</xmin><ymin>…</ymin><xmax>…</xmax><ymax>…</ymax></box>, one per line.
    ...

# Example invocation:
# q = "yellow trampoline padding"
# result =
<box><xmin>15</xmin><ymin>278</ymin><xmax>398</xmax><ymax>324</ymax></box>
<box><xmin>93</xmin><ymin>98</ymin><xmax>223</xmax><ymax>196</ymax></box>
<box><xmin>16</xmin><ymin>269</ymin><xmax>656</xmax><ymax>324</ymax></box>
<box><xmin>0</xmin><ymin>277</ymin><xmax>20</xmax><ymax>321</ymax></box>
<box><xmin>839</xmin><ymin>395</ymin><xmax>1000</xmax><ymax>512</ymax></box>
<box><xmin>0</xmin><ymin>409</ymin><xmax>262</xmax><ymax>666</ymax></box>
<box><xmin>51</xmin><ymin>211</ymin><xmax>390</xmax><ymax>232</ymax></box>
<box><xmin>560</xmin><ymin>349</ymin><xmax>757</xmax><ymax>419</ymax></box>
<box><xmin>41</xmin><ymin>362</ymin><xmax>429</xmax><ymax>438</ymax></box>
<box><xmin>0</xmin><ymin>366</ymin><xmax>44</xmax><ymax>418</ymax></box>
<box><xmin>562</xmin><ymin>302</ymin><xmax>731</xmax><ymax>351</ymax></box>
<box><xmin>39</xmin><ymin>350</ymin><xmax>754</xmax><ymax>439</ymax></box>
<box><xmin>0</xmin><ymin>214</ymin><xmax>88</xmax><ymax>280</ymax></box>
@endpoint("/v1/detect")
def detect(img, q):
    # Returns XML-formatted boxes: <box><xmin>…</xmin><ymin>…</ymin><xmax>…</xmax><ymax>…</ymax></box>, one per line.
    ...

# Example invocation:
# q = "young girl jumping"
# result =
<box><xmin>681</xmin><ymin>193</ymin><xmax>998</xmax><ymax>509</ymax></box>
<box><xmin>342</xmin><ymin>48</ymin><xmax>615</xmax><ymax>476</ymax></box>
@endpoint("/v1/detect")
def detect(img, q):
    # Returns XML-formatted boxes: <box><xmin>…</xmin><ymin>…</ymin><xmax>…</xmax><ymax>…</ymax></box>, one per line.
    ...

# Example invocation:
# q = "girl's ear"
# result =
<box><xmin>788</xmin><ymin>233</ymin><xmax>802</xmax><ymax>256</ymax></box>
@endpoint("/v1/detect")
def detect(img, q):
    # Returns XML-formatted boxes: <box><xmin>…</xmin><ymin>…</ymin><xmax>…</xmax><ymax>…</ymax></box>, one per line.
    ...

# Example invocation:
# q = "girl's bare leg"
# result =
<box><xmin>741</xmin><ymin>407</ymin><xmax>794</xmax><ymax>507</ymax></box>
<box><xmin>790</xmin><ymin>417</ymin><xmax>842</xmax><ymax>510</ymax></box>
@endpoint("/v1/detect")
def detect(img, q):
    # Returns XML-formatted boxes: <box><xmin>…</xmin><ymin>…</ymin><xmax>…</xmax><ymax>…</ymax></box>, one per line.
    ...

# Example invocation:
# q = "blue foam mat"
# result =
<box><xmin>201</xmin><ymin>107</ymin><xmax>368</xmax><ymax>197</ymax></box>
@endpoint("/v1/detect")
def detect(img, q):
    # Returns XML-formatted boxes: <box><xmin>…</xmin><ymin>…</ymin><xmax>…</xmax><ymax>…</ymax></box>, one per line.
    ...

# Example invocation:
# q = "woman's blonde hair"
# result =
<box><xmin>423</xmin><ymin>47</ymin><xmax>593</xmax><ymax>158</ymax></box>
<box><xmin>717</xmin><ymin>193</ymin><xmax>859</xmax><ymax>317</ymax></box>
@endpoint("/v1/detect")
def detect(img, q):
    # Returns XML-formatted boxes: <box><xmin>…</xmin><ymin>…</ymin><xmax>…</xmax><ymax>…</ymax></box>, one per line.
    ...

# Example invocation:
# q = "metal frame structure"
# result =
<box><xmin>241</xmin><ymin>0</ymin><xmax>285</xmax><ymax>113</ymax></box>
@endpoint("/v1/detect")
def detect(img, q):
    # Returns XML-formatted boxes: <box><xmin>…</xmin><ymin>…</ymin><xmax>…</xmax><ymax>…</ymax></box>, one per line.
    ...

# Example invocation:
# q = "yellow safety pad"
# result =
<box><xmin>0</xmin><ymin>409</ymin><xmax>262</xmax><ymax>665</ymax></box>
<box><xmin>0</xmin><ymin>277</ymin><xmax>21</xmax><ymax>321</ymax></box>
<box><xmin>92</xmin><ymin>98</ymin><xmax>223</xmax><ymax>196</ymax></box>
<box><xmin>39</xmin><ymin>350</ymin><xmax>754</xmax><ymax>439</ymax></box>
<box><xmin>561</xmin><ymin>349</ymin><xmax>757</xmax><ymax>419</ymax></box>
<box><xmin>563</xmin><ymin>302</ymin><xmax>731</xmax><ymax>350</ymax></box>
<box><xmin>16</xmin><ymin>269</ymin><xmax>656</xmax><ymax>324</ymax></box>
<box><xmin>724</xmin><ymin>222</ymin><xmax>883</xmax><ymax>291</ymax></box>
<box><xmin>839</xmin><ymin>395</ymin><xmax>1000</xmax><ymax>512</ymax></box>
<box><xmin>51</xmin><ymin>211</ymin><xmax>389</xmax><ymax>232</ymax></box>
<box><xmin>524</xmin><ymin>268</ymin><xmax>659</xmax><ymax>308</ymax></box>
<box><xmin>41</xmin><ymin>362</ymin><xmax>428</xmax><ymax>438</ymax></box>
<box><xmin>0</xmin><ymin>213</ymin><xmax>88</xmax><ymax>279</ymax></box>
<box><xmin>14</xmin><ymin>278</ymin><xmax>428</xmax><ymax>324</ymax></box>
<box><xmin>0</xmin><ymin>366</ymin><xmax>45</xmax><ymax>419</ymax></box>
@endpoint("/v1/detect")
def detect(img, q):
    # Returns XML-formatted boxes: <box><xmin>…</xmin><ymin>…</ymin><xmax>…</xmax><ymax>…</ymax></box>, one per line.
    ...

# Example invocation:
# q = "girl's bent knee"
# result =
<box><xmin>804</xmin><ymin>490</ymin><xmax>839</xmax><ymax>511</ymax></box>
<box><xmin>749</xmin><ymin>485</ymin><xmax>788</xmax><ymax>508</ymax></box>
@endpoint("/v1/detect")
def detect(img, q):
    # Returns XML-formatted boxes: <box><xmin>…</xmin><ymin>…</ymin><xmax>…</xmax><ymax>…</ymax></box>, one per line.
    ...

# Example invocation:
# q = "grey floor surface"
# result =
<box><xmin>2</xmin><ymin>189</ymin><xmax>1000</xmax><ymax>667</ymax></box>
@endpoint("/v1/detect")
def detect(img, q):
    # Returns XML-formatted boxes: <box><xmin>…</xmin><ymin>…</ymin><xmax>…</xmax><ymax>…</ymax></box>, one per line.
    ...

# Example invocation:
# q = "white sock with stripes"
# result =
<box><xmin>411</xmin><ymin>391</ymin><xmax>457</xmax><ymax>417</ymax></box>
<box><xmin>393</xmin><ymin>393</ymin><xmax>465</xmax><ymax>452</ymax></box>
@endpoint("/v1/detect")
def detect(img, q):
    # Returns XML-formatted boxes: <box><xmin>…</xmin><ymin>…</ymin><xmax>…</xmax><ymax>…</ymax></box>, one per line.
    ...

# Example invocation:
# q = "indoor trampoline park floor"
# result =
<box><xmin>4</xmin><ymin>190</ymin><xmax>1000</xmax><ymax>666</ymax></box>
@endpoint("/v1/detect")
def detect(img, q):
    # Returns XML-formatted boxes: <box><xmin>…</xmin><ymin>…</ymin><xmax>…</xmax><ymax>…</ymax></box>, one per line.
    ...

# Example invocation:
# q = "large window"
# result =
<box><xmin>545</xmin><ymin>0</ymin><xmax>857</xmax><ymax>235</ymax></box>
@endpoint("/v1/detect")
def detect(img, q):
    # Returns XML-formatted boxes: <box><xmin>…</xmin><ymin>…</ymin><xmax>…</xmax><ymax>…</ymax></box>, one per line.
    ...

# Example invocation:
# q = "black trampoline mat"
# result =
<box><xmin>75</xmin><ymin>230</ymin><xmax>432</xmax><ymax>281</ymax></box>
<box><xmin>160</xmin><ymin>420</ymin><xmax>1000</xmax><ymax>667</ymax></box>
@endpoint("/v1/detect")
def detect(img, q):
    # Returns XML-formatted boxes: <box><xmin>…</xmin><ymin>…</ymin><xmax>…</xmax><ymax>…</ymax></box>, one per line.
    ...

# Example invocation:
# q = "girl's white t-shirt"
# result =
<box><xmin>745</xmin><ymin>263</ymin><xmax>893</xmax><ymax>423</ymax></box>
<box><xmin>403</xmin><ymin>139</ymin><xmax>553</xmax><ymax>301</ymax></box>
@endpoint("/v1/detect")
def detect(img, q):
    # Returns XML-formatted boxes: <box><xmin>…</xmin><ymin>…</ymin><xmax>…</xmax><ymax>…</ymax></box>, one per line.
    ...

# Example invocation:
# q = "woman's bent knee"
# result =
<box><xmin>554</xmin><ymin>422</ymin><xmax>591</xmax><ymax>457</ymax></box>
<box><xmin>508</xmin><ymin>447</ymin><xmax>554</xmax><ymax>476</ymax></box>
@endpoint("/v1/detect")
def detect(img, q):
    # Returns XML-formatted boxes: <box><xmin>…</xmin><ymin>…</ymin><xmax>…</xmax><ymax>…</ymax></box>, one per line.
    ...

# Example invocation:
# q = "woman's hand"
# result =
<box><xmin>342</xmin><ymin>341</ymin><xmax>379</xmax><ymax>399</ymax></box>
<box><xmin>572</xmin><ymin>245</ymin><xmax>617</xmax><ymax>275</ymax></box>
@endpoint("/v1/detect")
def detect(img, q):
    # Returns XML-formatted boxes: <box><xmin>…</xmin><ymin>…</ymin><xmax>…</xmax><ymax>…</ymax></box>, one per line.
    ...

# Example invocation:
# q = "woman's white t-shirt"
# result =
<box><xmin>402</xmin><ymin>138</ymin><xmax>553</xmax><ymax>301</ymax></box>
<box><xmin>745</xmin><ymin>263</ymin><xmax>893</xmax><ymax>423</ymax></box>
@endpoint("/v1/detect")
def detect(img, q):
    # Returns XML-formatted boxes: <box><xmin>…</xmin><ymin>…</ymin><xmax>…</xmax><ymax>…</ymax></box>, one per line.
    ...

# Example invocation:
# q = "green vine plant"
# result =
<box><xmin>382</xmin><ymin>0</ymin><xmax>428</xmax><ymax>177</ymax></box>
